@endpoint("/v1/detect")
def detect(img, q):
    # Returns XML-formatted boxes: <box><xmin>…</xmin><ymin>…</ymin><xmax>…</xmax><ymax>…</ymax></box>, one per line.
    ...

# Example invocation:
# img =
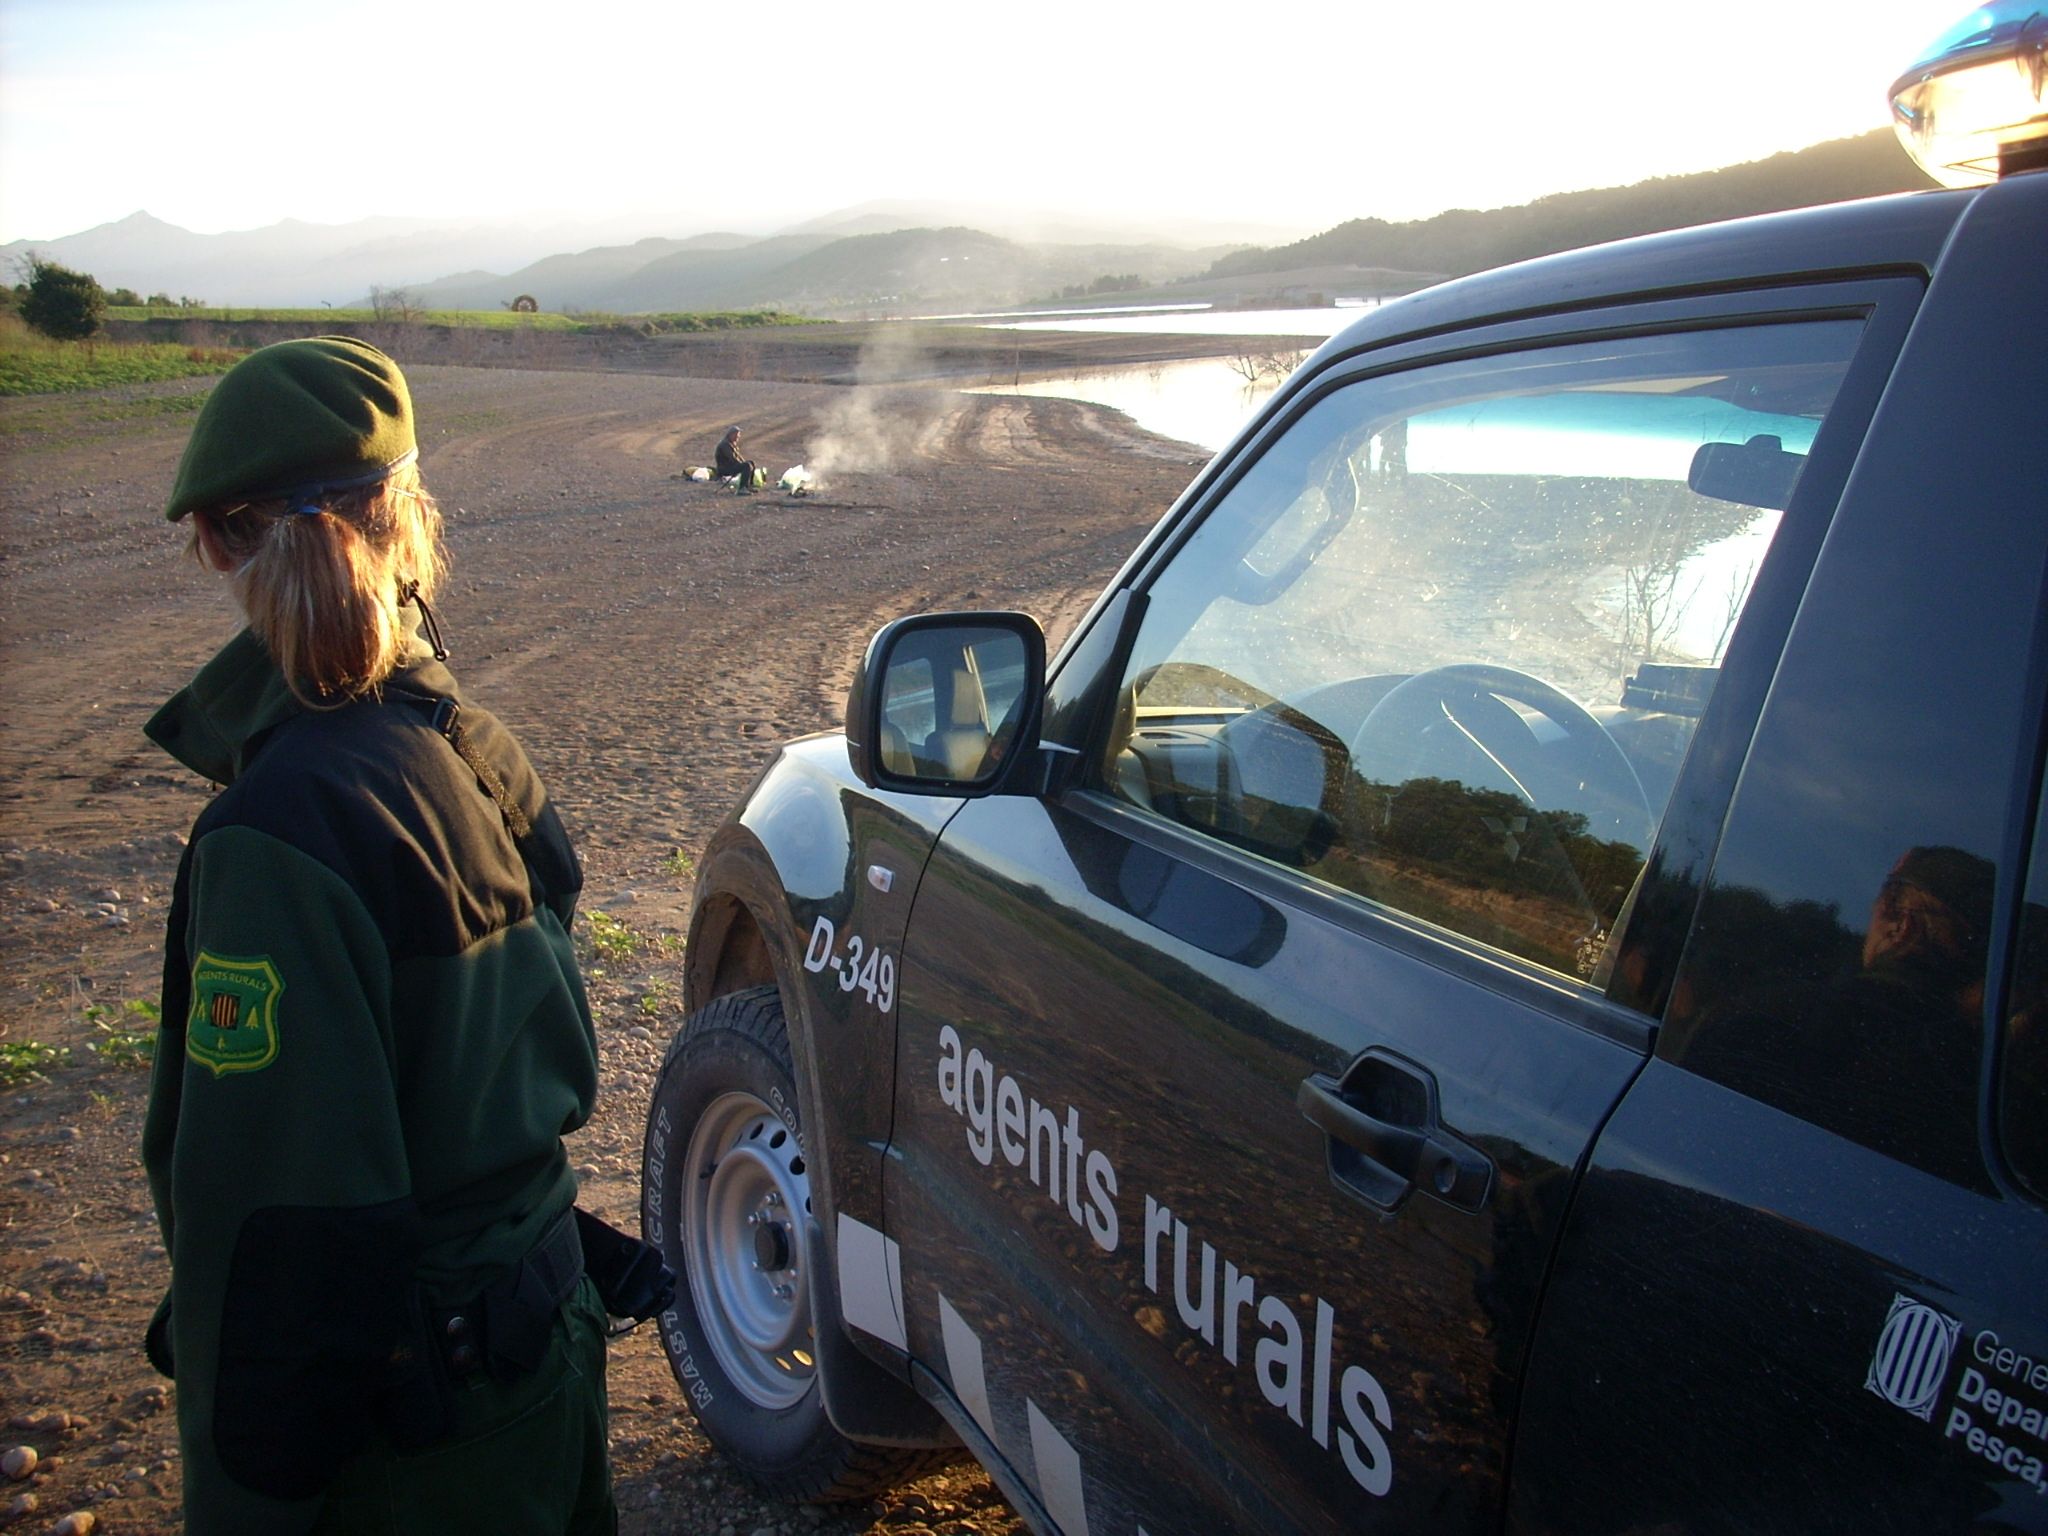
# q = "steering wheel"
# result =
<box><xmin>1349</xmin><ymin>663</ymin><xmax>1655</xmax><ymax>855</ymax></box>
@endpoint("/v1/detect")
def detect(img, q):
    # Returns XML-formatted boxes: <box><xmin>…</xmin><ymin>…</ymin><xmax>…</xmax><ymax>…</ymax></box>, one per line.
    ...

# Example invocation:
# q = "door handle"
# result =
<box><xmin>1298</xmin><ymin>1052</ymin><xmax>1492</xmax><ymax>1214</ymax></box>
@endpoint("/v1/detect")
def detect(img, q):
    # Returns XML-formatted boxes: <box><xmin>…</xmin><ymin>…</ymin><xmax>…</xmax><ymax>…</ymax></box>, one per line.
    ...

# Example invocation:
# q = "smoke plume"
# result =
<box><xmin>806</xmin><ymin>329</ymin><xmax>942</xmax><ymax>482</ymax></box>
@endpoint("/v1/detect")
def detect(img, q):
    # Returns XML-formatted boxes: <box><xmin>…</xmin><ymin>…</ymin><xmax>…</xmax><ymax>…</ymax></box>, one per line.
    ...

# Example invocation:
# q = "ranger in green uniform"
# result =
<box><xmin>143</xmin><ymin>337</ymin><xmax>616</xmax><ymax>1534</ymax></box>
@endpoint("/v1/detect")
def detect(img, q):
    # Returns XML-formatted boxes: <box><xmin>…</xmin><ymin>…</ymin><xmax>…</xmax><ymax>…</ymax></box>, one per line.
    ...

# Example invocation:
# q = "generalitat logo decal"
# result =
<box><xmin>1867</xmin><ymin>1292</ymin><xmax>1961</xmax><ymax>1421</ymax></box>
<box><xmin>187</xmin><ymin>951</ymin><xmax>284</xmax><ymax>1076</ymax></box>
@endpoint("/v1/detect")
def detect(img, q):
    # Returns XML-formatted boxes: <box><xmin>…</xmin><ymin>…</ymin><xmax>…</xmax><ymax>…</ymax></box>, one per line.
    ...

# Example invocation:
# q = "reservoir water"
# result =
<box><xmin>966</xmin><ymin>304</ymin><xmax>1378</xmax><ymax>452</ymax></box>
<box><xmin>973</xmin><ymin>357</ymin><xmax>1286</xmax><ymax>455</ymax></box>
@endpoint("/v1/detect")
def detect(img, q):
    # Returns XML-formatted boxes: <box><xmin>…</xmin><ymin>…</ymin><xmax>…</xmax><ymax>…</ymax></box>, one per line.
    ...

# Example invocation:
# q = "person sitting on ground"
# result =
<box><xmin>714</xmin><ymin>426</ymin><xmax>758</xmax><ymax>488</ymax></box>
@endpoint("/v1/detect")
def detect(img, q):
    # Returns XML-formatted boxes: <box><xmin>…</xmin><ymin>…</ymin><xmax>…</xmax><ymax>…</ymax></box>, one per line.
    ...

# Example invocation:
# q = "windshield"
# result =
<box><xmin>1100</xmin><ymin>319</ymin><xmax>1865</xmax><ymax>980</ymax></box>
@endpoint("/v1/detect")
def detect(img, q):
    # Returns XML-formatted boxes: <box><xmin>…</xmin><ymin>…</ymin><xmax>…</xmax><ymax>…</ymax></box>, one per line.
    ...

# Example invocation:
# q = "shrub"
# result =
<box><xmin>0</xmin><ymin>1040</ymin><xmax>69</xmax><ymax>1087</ymax></box>
<box><xmin>584</xmin><ymin>910</ymin><xmax>641</xmax><ymax>964</ymax></box>
<box><xmin>86</xmin><ymin>999</ymin><xmax>159</xmax><ymax>1070</ymax></box>
<box><xmin>20</xmin><ymin>257</ymin><xmax>107</xmax><ymax>340</ymax></box>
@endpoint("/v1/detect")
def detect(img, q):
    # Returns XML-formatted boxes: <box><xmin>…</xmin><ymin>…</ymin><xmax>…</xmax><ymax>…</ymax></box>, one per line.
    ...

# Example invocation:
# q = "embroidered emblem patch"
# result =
<box><xmin>187</xmin><ymin>952</ymin><xmax>283</xmax><ymax>1076</ymax></box>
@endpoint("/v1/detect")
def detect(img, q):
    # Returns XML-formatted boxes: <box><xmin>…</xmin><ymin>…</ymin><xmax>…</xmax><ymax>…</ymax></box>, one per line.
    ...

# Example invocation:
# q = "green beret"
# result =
<box><xmin>164</xmin><ymin>336</ymin><xmax>417</xmax><ymax>521</ymax></box>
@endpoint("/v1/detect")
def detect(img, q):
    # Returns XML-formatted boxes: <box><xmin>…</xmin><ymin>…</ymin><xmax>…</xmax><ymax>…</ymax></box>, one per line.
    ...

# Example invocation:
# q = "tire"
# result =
<box><xmin>641</xmin><ymin>985</ymin><xmax>949</xmax><ymax>1502</ymax></box>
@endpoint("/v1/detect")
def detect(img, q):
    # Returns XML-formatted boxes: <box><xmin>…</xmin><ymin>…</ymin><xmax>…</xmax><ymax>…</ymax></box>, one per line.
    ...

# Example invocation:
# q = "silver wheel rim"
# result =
<box><xmin>682</xmin><ymin>1089</ymin><xmax>816</xmax><ymax>1409</ymax></box>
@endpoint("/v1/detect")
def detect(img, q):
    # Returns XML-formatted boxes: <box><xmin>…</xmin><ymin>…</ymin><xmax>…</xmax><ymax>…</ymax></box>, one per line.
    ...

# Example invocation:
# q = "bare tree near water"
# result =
<box><xmin>1609</xmin><ymin>486</ymin><xmax>1764</xmax><ymax>675</ymax></box>
<box><xmin>368</xmin><ymin>285</ymin><xmax>423</xmax><ymax>323</ymax></box>
<box><xmin>1615</xmin><ymin>553</ymin><xmax>1703</xmax><ymax>673</ymax></box>
<box><xmin>1227</xmin><ymin>348</ymin><xmax>1307</xmax><ymax>386</ymax></box>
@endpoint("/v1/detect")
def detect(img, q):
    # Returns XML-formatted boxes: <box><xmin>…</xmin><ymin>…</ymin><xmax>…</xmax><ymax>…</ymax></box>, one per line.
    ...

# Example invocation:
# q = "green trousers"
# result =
<box><xmin>311</xmin><ymin>1276</ymin><xmax>617</xmax><ymax>1536</ymax></box>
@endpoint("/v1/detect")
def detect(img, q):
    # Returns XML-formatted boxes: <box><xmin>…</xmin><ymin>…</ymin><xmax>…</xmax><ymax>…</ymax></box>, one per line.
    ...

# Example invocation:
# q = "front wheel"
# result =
<box><xmin>641</xmin><ymin>985</ymin><xmax>944</xmax><ymax>1502</ymax></box>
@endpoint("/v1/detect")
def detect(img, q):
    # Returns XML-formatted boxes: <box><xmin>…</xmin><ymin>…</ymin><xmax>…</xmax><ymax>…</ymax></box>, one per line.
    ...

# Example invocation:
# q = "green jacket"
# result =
<box><xmin>143</xmin><ymin>629</ymin><xmax>598</xmax><ymax>1534</ymax></box>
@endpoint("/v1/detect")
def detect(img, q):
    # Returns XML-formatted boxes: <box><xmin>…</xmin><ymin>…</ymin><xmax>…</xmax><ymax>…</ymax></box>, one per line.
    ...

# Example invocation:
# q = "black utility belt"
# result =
<box><xmin>434</xmin><ymin>1205</ymin><xmax>585</xmax><ymax>1383</ymax></box>
<box><xmin>431</xmin><ymin>1205</ymin><xmax>675</xmax><ymax>1384</ymax></box>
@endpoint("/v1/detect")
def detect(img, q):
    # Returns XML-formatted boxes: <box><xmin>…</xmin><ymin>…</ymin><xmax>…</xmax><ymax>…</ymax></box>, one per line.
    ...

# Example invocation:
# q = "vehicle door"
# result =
<box><xmin>1511</xmin><ymin>208</ymin><xmax>2048</xmax><ymax>1532</ymax></box>
<box><xmin>880</xmin><ymin>286</ymin><xmax>1911</xmax><ymax>1533</ymax></box>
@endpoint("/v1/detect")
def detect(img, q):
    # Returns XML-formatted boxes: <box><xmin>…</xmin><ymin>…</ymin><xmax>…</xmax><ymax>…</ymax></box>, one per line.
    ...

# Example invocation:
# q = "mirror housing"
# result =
<box><xmin>846</xmin><ymin>612</ymin><xmax>1047</xmax><ymax>796</ymax></box>
<box><xmin>1687</xmin><ymin>433</ymin><xmax>1805</xmax><ymax>511</ymax></box>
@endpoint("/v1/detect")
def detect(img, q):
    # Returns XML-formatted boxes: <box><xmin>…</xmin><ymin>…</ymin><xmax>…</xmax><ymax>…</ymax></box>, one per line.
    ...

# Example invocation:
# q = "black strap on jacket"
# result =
<box><xmin>386</xmin><ymin>687</ymin><xmax>572</xmax><ymax>919</ymax></box>
<box><xmin>422</xmin><ymin>695</ymin><xmax>533</xmax><ymax>840</ymax></box>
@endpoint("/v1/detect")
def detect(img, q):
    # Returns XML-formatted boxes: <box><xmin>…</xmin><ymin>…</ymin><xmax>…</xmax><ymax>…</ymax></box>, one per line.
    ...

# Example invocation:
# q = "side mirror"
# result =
<box><xmin>846</xmin><ymin>612</ymin><xmax>1047</xmax><ymax>795</ymax></box>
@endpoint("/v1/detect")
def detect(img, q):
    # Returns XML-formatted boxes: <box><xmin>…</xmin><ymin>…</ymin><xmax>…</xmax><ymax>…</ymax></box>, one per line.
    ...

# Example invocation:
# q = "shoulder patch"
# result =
<box><xmin>187</xmin><ymin>952</ymin><xmax>284</xmax><ymax>1076</ymax></box>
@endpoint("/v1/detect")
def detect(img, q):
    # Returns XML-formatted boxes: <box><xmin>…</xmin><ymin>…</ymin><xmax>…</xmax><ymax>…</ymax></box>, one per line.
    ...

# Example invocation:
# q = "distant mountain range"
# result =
<box><xmin>2</xmin><ymin>134</ymin><xmax>1930</xmax><ymax>316</ymax></box>
<box><xmin>402</xmin><ymin>224</ymin><xmax>1247</xmax><ymax>315</ymax></box>
<box><xmin>0</xmin><ymin>202</ymin><xmax>1291</xmax><ymax>312</ymax></box>
<box><xmin>0</xmin><ymin>210</ymin><xmax>698</xmax><ymax>310</ymax></box>
<box><xmin>1207</xmin><ymin>130</ymin><xmax>1928</xmax><ymax>281</ymax></box>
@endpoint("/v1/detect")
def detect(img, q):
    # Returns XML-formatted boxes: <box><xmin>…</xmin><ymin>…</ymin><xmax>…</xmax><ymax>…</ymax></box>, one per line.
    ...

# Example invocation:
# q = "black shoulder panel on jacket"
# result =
<box><xmin>196</xmin><ymin>687</ymin><xmax>578</xmax><ymax>961</ymax></box>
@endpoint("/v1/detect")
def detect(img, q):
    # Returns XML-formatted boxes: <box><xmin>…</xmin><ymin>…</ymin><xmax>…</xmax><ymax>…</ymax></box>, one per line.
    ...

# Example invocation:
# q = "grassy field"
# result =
<box><xmin>106</xmin><ymin>306</ymin><xmax>824</xmax><ymax>334</ymax></box>
<box><xmin>0</xmin><ymin>316</ymin><xmax>243</xmax><ymax>397</ymax></box>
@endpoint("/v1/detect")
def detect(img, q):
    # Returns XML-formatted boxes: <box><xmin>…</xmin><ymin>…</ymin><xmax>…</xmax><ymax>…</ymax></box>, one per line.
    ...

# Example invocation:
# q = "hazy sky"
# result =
<box><xmin>0</xmin><ymin>0</ymin><xmax>1950</xmax><ymax>244</ymax></box>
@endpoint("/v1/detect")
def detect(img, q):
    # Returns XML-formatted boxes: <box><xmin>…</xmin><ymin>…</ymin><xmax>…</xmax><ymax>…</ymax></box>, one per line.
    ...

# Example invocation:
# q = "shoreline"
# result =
<box><xmin>100</xmin><ymin>313</ymin><xmax>1326</xmax><ymax>388</ymax></box>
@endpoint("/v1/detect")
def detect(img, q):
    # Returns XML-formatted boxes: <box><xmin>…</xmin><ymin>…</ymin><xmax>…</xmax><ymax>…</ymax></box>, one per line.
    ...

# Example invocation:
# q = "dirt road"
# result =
<box><xmin>0</xmin><ymin>362</ymin><xmax>1209</xmax><ymax>1534</ymax></box>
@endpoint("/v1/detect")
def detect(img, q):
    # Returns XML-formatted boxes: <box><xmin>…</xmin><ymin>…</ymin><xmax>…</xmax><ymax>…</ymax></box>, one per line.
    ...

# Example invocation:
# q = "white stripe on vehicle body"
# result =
<box><xmin>1028</xmin><ymin>1399</ymin><xmax>1092</xmax><ymax>1536</ymax></box>
<box><xmin>835</xmin><ymin>1213</ymin><xmax>906</xmax><ymax>1349</ymax></box>
<box><xmin>939</xmin><ymin>1291</ymin><xmax>997</xmax><ymax>1439</ymax></box>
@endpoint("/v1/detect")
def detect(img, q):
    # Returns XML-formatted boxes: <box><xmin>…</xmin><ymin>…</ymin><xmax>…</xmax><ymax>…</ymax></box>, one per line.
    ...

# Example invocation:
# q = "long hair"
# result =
<box><xmin>191</xmin><ymin>463</ymin><xmax>447</xmax><ymax>706</ymax></box>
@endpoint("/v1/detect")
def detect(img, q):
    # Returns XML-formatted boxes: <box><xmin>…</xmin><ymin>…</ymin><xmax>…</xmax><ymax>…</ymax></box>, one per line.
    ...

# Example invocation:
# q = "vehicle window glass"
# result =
<box><xmin>884</xmin><ymin>657</ymin><xmax>937</xmax><ymax>742</ymax></box>
<box><xmin>2002</xmin><ymin>788</ymin><xmax>2048</xmax><ymax>1198</ymax></box>
<box><xmin>1099</xmin><ymin>322</ymin><xmax>1863</xmax><ymax>982</ymax></box>
<box><xmin>968</xmin><ymin>634</ymin><xmax>1027</xmax><ymax>735</ymax></box>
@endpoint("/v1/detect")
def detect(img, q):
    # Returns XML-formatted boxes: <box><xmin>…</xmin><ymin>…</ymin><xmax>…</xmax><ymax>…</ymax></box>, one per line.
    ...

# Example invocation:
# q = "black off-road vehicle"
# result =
<box><xmin>642</xmin><ymin>16</ymin><xmax>2048</xmax><ymax>1530</ymax></box>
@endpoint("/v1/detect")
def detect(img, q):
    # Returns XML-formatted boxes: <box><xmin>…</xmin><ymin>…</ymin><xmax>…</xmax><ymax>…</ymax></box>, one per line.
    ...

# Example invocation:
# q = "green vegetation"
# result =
<box><xmin>110</xmin><ymin>305</ymin><xmax>582</xmax><ymax>329</ymax></box>
<box><xmin>86</xmin><ymin>999</ymin><xmax>160</xmax><ymax>1070</ymax></box>
<box><xmin>0</xmin><ymin>315</ymin><xmax>242</xmax><ymax>396</ymax></box>
<box><xmin>0</xmin><ymin>1040</ymin><xmax>70</xmax><ymax>1087</ymax></box>
<box><xmin>105</xmin><ymin>305</ymin><xmax>822</xmax><ymax>334</ymax></box>
<box><xmin>21</xmin><ymin>256</ymin><xmax>106</xmax><ymax>340</ymax></box>
<box><xmin>658</xmin><ymin>848</ymin><xmax>696</xmax><ymax>879</ymax></box>
<box><xmin>1050</xmin><ymin>273</ymin><xmax>1144</xmax><ymax>301</ymax></box>
<box><xmin>635</xmin><ymin>311</ymin><xmax>820</xmax><ymax>334</ymax></box>
<box><xmin>582</xmin><ymin>910</ymin><xmax>684</xmax><ymax>979</ymax></box>
<box><xmin>585</xmin><ymin>910</ymin><xmax>641</xmax><ymax>964</ymax></box>
<box><xmin>638</xmin><ymin>978</ymin><xmax>675</xmax><ymax>1017</ymax></box>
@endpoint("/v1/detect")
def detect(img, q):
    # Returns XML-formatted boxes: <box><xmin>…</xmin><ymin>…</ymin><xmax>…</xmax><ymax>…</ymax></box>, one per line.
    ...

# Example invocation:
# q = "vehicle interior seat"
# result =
<box><xmin>922</xmin><ymin>665</ymin><xmax>993</xmax><ymax>780</ymax></box>
<box><xmin>879</xmin><ymin>719</ymin><xmax>916</xmax><ymax>777</ymax></box>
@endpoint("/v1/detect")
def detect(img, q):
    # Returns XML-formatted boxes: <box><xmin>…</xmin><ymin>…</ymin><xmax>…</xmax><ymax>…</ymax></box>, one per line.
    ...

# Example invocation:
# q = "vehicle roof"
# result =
<box><xmin>1315</xmin><ymin>185</ymin><xmax>1978</xmax><ymax>364</ymax></box>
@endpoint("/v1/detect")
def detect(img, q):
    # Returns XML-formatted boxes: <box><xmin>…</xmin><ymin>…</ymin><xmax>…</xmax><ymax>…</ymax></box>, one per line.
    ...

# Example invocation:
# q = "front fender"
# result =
<box><xmin>682</xmin><ymin>732</ymin><xmax>958</xmax><ymax>1303</ymax></box>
